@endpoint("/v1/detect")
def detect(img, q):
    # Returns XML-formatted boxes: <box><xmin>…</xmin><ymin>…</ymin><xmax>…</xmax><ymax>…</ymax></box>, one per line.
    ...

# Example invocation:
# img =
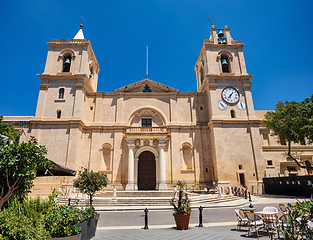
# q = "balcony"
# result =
<box><xmin>125</xmin><ymin>127</ymin><xmax>167</xmax><ymax>135</ymax></box>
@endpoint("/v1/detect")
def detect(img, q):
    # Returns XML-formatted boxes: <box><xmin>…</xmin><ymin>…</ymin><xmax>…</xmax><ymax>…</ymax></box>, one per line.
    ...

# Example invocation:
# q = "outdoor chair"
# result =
<box><xmin>234</xmin><ymin>208</ymin><xmax>248</xmax><ymax>230</ymax></box>
<box><xmin>262</xmin><ymin>212</ymin><xmax>279</xmax><ymax>238</ymax></box>
<box><xmin>279</xmin><ymin>203</ymin><xmax>290</xmax><ymax>214</ymax></box>
<box><xmin>245</xmin><ymin>212</ymin><xmax>265</xmax><ymax>239</ymax></box>
<box><xmin>262</xmin><ymin>206</ymin><xmax>278</xmax><ymax>213</ymax></box>
<box><xmin>276</xmin><ymin>213</ymin><xmax>289</xmax><ymax>239</ymax></box>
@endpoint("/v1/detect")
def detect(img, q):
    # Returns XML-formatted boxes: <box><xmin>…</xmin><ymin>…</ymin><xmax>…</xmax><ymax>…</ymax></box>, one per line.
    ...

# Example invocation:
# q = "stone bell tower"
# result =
<box><xmin>194</xmin><ymin>25</ymin><xmax>265</xmax><ymax>193</ymax></box>
<box><xmin>35</xmin><ymin>23</ymin><xmax>100</xmax><ymax>120</ymax></box>
<box><xmin>32</xmin><ymin>24</ymin><xmax>100</xmax><ymax>170</ymax></box>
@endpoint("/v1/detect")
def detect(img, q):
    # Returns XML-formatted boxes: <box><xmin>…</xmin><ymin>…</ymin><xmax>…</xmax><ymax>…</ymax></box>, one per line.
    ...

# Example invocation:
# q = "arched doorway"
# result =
<box><xmin>138</xmin><ymin>151</ymin><xmax>156</xmax><ymax>190</ymax></box>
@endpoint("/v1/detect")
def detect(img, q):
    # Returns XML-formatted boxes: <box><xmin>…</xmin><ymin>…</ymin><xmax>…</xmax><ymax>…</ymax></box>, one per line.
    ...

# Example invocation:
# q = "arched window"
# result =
<box><xmin>62</xmin><ymin>54</ymin><xmax>71</xmax><ymax>72</ymax></box>
<box><xmin>58</xmin><ymin>88</ymin><xmax>64</xmax><ymax>99</ymax></box>
<box><xmin>57</xmin><ymin>110</ymin><xmax>61</xmax><ymax>119</ymax></box>
<box><xmin>230</xmin><ymin>109</ymin><xmax>236</xmax><ymax>118</ymax></box>
<box><xmin>221</xmin><ymin>54</ymin><xmax>230</xmax><ymax>73</ymax></box>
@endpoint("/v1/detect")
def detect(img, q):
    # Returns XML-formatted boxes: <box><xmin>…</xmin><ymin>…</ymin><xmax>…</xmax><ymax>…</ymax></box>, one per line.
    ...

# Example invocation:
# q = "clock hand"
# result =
<box><xmin>228</xmin><ymin>92</ymin><xmax>233</xmax><ymax>100</ymax></box>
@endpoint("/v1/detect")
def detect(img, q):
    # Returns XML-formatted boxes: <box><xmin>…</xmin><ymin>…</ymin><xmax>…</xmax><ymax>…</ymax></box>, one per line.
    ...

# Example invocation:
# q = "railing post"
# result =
<box><xmin>245</xmin><ymin>189</ymin><xmax>247</xmax><ymax>199</ymax></box>
<box><xmin>198</xmin><ymin>206</ymin><xmax>203</xmax><ymax>227</ymax></box>
<box><xmin>144</xmin><ymin>208</ymin><xmax>149</xmax><ymax>229</ymax></box>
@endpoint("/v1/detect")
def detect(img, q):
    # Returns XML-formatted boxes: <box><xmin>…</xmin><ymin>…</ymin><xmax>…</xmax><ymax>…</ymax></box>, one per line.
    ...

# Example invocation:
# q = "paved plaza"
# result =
<box><xmin>93</xmin><ymin>195</ymin><xmax>307</xmax><ymax>239</ymax></box>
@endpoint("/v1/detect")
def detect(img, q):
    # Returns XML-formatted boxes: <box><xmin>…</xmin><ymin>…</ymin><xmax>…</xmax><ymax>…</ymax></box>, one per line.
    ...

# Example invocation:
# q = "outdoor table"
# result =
<box><xmin>255</xmin><ymin>211</ymin><xmax>279</xmax><ymax>237</ymax></box>
<box><xmin>255</xmin><ymin>211</ymin><xmax>279</xmax><ymax>217</ymax></box>
<box><xmin>240</xmin><ymin>207</ymin><xmax>256</xmax><ymax>213</ymax></box>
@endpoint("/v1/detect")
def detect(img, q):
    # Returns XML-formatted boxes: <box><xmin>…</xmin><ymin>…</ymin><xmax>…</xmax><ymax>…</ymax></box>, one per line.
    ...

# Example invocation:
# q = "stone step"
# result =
<box><xmin>56</xmin><ymin>194</ymin><xmax>241</xmax><ymax>207</ymax></box>
<box><xmin>96</xmin><ymin>191</ymin><xmax>175</xmax><ymax>198</ymax></box>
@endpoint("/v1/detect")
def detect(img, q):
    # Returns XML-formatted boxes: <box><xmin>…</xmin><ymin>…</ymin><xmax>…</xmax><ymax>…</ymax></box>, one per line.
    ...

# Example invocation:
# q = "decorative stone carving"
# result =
<box><xmin>135</xmin><ymin>139</ymin><xmax>140</xmax><ymax>148</ymax></box>
<box><xmin>153</xmin><ymin>139</ymin><xmax>159</xmax><ymax>147</ymax></box>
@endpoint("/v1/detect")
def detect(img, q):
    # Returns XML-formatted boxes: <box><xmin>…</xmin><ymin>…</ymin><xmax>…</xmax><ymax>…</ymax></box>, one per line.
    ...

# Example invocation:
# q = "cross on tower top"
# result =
<box><xmin>208</xmin><ymin>17</ymin><xmax>214</xmax><ymax>26</ymax></box>
<box><xmin>80</xmin><ymin>17</ymin><xmax>84</xmax><ymax>29</ymax></box>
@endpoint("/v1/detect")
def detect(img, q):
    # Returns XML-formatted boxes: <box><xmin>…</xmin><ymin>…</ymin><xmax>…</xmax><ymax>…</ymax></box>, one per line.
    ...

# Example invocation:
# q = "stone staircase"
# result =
<box><xmin>56</xmin><ymin>190</ymin><xmax>241</xmax><ymax>208</ymax></box>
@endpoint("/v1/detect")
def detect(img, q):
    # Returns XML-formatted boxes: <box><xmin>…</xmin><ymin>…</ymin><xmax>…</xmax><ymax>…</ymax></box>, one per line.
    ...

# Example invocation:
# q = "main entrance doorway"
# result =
<box><xmin>138</xmin><ymin>151</ymin><xmax>156</xmax><ymax>190</ymax></box>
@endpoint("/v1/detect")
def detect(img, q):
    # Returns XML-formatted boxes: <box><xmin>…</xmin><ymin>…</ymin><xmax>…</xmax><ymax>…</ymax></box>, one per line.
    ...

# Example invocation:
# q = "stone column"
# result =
<box><xmin>126</xmin><ymin>139</ymin><xmax>136</xmax><ymax>191</ymax></box>
<box><xmin>158</xmin><ymin>139</ymin><xmax>168</xmax><ymax>190</ymax></box>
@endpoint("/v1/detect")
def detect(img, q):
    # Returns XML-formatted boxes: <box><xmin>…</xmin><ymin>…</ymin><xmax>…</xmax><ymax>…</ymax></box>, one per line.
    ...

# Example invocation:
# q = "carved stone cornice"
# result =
<box><xmin>37</xmin><ymin>74</ymin><xmax>94</xmax><ymax>93</ymax></box>
<box><xmin>207</xmin><ymin>118</ymin><xmax>262</xmax><ymax>128</ymax></box>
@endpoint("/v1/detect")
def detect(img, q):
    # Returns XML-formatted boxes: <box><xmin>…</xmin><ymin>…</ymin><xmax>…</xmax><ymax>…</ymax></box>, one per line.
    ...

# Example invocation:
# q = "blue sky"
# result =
<box><xmin>1</xmin><ymin>0</ymin><xmax>312</xmax><ymax>116</ymax></box>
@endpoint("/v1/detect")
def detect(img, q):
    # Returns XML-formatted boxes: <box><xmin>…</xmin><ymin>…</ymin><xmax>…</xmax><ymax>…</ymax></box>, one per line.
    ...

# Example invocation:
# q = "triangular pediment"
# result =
<box><xmin>114</xmin><ymin>79</ymin><xmax>179</xmax><ymax>93</ymax></box>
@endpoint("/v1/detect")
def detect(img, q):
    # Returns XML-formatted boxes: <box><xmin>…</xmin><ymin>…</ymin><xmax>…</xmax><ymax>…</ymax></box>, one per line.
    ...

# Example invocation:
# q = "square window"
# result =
<box><xmin>142</xmin><ymin>118</ymin><xmax>152</xmax><ymax>127</ymax></box>
<box><xmin>238</xmin><ymin>164</ymin><xmax>243</xmax><ymax>170</ymax></box>
<box><xmin>267</xmin><ymin>160</ymin><xmax>273</xmax><ymax>166</ymax></box>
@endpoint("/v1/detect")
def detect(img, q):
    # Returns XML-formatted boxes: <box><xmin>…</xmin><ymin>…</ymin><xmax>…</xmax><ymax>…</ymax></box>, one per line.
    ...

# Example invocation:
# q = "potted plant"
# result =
<box><xmin>78</xmin><ymin>206</ymin><xmax>98</xmax><ymax>240</ymax></box>
<box><xmin>170</xmin><ymin>181</ymin><xmax>191</xmax><ymax>230</ymax></box>
<box><xmin>44</xmin><ymin>204</ymin><xmax>82</xmax><ymax>240</ymax></box>
<box><xmin>73</xmin><ymin>169</ymin><xmax>108</xmax><ymax>239</ymax></box>
<box><xmin>283</xmin><ymin>199</ymin><xmax>313</xmax><ymax>239</ymax></box>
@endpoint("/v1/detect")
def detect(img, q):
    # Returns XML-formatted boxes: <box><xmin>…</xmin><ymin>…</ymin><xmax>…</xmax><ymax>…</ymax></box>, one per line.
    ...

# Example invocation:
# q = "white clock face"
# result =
<box><xmin>218</xmin><ymin>100</ymin><xmax>228</xmax><ymax>110</ymax></box>
<box><xmin>222</xmin><ymin>87</ymin><xmax>239</xmax><ymax>104</ymax></box>
<box><xmin>237</xmin><ymin>100</ymin><xmax>246</xmax><ymax>110</ymax></box>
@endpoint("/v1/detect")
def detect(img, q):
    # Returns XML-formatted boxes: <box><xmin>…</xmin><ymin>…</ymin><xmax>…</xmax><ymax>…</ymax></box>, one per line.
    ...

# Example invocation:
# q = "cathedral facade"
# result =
<box><xmin>5</xmin><ymin>25</ymin><xmax>312</xmax><ymax>194</ymax></box>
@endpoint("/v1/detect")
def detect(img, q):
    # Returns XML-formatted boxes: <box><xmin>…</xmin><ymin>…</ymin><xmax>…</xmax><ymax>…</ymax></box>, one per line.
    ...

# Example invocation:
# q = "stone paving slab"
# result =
<box><xmin>92</xmin><ymin>195</ymin><xmax>307</xmax><ymax>239</ymax></box>
<box><xmin>93</xmin><ymin>225</ymin><xmax>283</xmax><ymax>240</ymax></box>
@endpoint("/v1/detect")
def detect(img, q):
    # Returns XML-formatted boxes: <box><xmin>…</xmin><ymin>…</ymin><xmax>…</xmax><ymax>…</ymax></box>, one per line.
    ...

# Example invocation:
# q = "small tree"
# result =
<box><xmin>73</xmin><ymin>169</ymin><xmax>108</xmax><ymax>207</ymax></box>
<box><xmin>0</xmin><ymin>136</ymin><xmax>52</xmax><ymax>210</ymax></box>
<box><xmin>263</xmin><ymin>95</ymin><xmax>313</xmax><ymax>175</ymax></box>
<box><xmin>0</xmin><ymin>115</ymin><xmax>19</xmax><ymax>142</ymax></box>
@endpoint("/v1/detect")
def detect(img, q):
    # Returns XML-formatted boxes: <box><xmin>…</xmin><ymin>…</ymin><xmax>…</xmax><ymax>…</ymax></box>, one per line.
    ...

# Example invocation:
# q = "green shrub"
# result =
<box><xmin>44</xmin><ymin>204</ymin><xmax>83</xmax><ymax>237</ymax></box>
<box><xmin>285</xmin><ymin>198</ymin><xmax>313</xmax><ymax>239</ymax></box>
<box><xmin>0</xmin><ymin>190</ymin><xmax>87</xmax><ymax>239</ymax></box>
<box><xmin>80</xmin><ymin>206</ymin><xmax>96</xmax><ymax>222</ymax></box>
<box><xmin>0</xmin><ymin>201</ymin><xmax>49</xmax><ymax>240</ymax></box>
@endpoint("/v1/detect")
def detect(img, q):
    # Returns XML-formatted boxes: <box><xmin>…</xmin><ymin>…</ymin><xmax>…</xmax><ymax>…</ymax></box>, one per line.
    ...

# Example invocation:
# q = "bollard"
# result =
<box><xmin>68</xmin><ymin>198</ymin><xmax>71</xmax><ymax>206</ymax></box>
<box><xmin>198</xmin><ymin>206</ymin><xmax>203</xmax><ymax>227</ymax></box>
<box><xmin>245</xmin><ymin>189</ymin><xmax>247</xmax><ymax>199</ymax></box>
<box><xmin>248</xmin><ymin>192</ymin><xmax>254</xmax><ymax>208</ymax></box>
<box><xmin>144</xmin><ymin>208</ymin><xmax>149</xmax><ymax>229</ymax></box>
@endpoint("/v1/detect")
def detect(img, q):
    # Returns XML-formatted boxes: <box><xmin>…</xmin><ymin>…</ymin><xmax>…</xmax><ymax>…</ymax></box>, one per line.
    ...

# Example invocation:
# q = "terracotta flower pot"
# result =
<box><xmin>173</xmin><ymin>212</ymin><xmax>191</xmax><ymax>230</ymax></box>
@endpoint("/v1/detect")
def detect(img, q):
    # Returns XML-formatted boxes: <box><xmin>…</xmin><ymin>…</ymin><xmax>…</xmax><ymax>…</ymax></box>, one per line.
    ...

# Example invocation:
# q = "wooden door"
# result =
<box><xmin>138</xmin><ymin>151</ymin><xmax>156</xmax><ymax>190</ymax></box>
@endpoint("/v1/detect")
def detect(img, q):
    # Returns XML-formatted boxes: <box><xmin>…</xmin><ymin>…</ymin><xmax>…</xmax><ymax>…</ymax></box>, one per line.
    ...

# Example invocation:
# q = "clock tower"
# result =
<box><xmin>195</xmin><ymin>25</ymin><xmax>265</xmax><ymax>193</ymax></box>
